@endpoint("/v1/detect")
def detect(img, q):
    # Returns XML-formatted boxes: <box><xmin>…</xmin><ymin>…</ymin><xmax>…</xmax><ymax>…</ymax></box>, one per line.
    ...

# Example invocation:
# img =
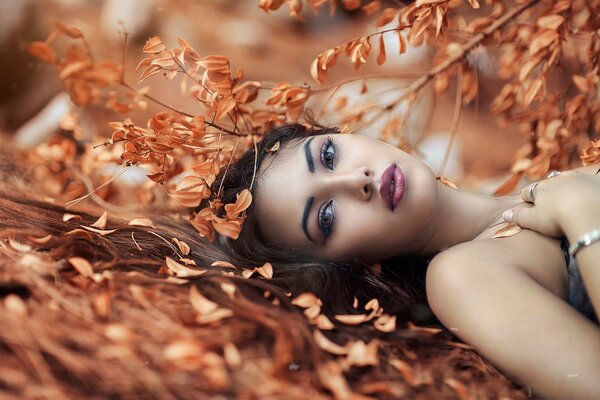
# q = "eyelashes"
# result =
<box><xmin>318</xmin><ymin>199</ymin><xmax>335</xmax><ymax>240</ymax></box>
<box><xmin>318</xmin><ymin>136</ymin><xmax>337</xmax><ymax>241</ymax></box>
<box><xmin>320</xmin><ymin>136</ymin><xmax>336</xmax><ymax>170</ymax></box>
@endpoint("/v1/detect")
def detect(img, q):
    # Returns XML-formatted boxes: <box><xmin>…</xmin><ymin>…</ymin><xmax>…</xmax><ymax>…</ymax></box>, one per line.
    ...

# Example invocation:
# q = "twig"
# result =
<box><xmin>438</xmin><ymin>67</ymin><xmax>463</xmax><ymax>176</ymax></box>
<box><xmin>385</xmin><ymin>0</ymin><xmax>542</xmax><ymax>112</ymax></box>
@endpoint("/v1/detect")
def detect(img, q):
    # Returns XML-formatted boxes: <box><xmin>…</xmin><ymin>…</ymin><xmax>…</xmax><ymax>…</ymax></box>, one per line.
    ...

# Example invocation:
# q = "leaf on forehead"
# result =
<box><xmin>490</xmin><ymin>223</ymin><xmax>522</xmax><ymax>239</ymax></box>
<box><xmin>80</xmin><ymin>226</ymin><xmax>118</xmax><ymax>236</ymax></box>
<box><xmin>313</xmin><ymin>330</ymin><xmax>349</xmax><ymax>355</ymax></box>
<box><xmin>128</xmin><ymin>217</ymin><xmax>156</xmax><ymax>229</ymax></box>
<box><xmin>91</xmin><ymin>211</ymin><xmax>108</xmax><ymax>229</ymax></box>
<box><xmin>68</xmin><ymin>257</ymin><xmax>94</xmax><ymax>278</ymax></box>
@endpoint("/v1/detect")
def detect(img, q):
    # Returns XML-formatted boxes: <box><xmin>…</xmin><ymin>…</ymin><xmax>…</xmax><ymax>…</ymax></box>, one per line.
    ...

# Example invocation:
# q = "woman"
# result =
<box><xmin>213</xmin><ymin>123</ymin><xmax>600</xmax><ymax>399</ymax></box>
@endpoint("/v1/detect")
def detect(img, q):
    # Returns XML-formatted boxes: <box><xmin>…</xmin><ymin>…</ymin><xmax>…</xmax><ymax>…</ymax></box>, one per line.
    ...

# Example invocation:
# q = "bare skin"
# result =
<box><xmin>254</xmin><ymin>133</ymin><xmax>600</xmax><ymax>399</ymax></box>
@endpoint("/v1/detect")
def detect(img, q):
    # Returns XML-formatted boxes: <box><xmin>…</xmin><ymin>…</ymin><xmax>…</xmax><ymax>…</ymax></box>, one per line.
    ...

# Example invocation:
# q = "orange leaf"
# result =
<box><xmin>55</xmin><ymin>21</ymin><xmax>83</xmax><ymax>38</ymax></box>
<box><xmin>143</xmin><ymin>36</ymin><xmax>166</xmax><ymax>54</ymax></box>
<box><xmin>28</xmin><ymin>41</ymin><xmax>57</xmax><ymax>64</ymax></box>
<box><xmin>490</xmin><ymin>224</ymin><xmax>522</xmax><ymax>239</ymax></box>
<box><xmin>313</xmin><ymin>330</ymin><xmax>349</xmax><ymax>355</ymax></box>
<box><xmin>128</xmin><ymin>217</ymin><xmax>156</xmax><ymax>229</ymax></box>
<box><xmin>68</xmin><ymin>257</ymin><xmax>94</xmax><ymax>278</ymax></box>
<box><xmin>376</xmin><ymin>34</ymin><xmax>386</xmax><ymax>66</ymax></box>
<box><xmin>211</xmin><ymin>260</ymin><xmax>237</xmax><ymax>269</ymax></box>
<box><xmin>81</xmin><ymin>226</ymin><xmax>117</xmax><ymax>236</ymax></box>
<box><xmin>375</xmin><ymin>8</ymin><xmax>397</xmax><ymax>27</ymax></box>
<box><xmin>166</xmin><ymin>257</ymin><xmax>206</xmax><ymax>277</ymax></box>
<box><xmin>256</xmin><ymin>262</ymin><xmax>273</xmax><ymax>279</ymax></box>
<box><xmin>225</xmin><ymin>189</ymin><xmax>252</xmax><ymax>219</ymax></box>
<box><xmin>334</xmin><ymin>314</ymin><xmax>370</xmax><ymax>325</ymax></box>
<box><xmin>91</xmin><ymin>211</ymin><xmax>108</xmax><ymax>229</ymax></box>
<box><xmin>213</xmin><ymin>219</ymin><xmax>242</xmax><ymax>240</ymax></box>
<box><xmin>63</xmin><ymin>213</ymin><xmax>82</xmax><ymax>222</ymax></box>
<box><xmin>493</xmin><ymin>172</ymin><xmax>522</xmax><ymax>196</ymax></box>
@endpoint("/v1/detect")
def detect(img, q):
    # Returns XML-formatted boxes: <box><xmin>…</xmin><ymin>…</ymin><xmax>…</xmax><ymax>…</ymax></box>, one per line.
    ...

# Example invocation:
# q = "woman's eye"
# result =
<box><xmin>318</xmin><ymin>199</ymin><xmax>335</xmax><ymax>240</ymax></box>
<box><xmin>320</xmin><ymin>137</ymin><xmax>336</xmax><ymax>170</ymax></box>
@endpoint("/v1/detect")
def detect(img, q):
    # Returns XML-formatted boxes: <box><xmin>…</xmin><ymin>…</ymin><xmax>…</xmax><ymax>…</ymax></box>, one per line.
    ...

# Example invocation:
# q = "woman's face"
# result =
<box><xmin>254</xmin><ymin>133</ymin><xmax>440</xmax><ymax>262</ymax></box>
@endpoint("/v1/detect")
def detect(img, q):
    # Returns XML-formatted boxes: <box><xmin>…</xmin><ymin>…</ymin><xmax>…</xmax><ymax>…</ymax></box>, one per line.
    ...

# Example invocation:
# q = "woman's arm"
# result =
<box><xmin>504</xmin><ymin>171</ymin><xmax>600</xmax><ymax>321</ymax></box>
<box><xmin>426</xmin><ymin>240</ymin><xmax>600</xmax><ymax>400</ymax></box>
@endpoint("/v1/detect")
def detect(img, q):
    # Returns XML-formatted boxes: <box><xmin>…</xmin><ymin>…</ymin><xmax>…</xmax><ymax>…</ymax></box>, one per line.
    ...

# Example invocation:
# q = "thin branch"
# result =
<box><xmin>384</xmin><ymin>0</ymin><xmax>542</xmax><ymax>112</ymax></box>
<box><xmin>438</xmin><ymin>66</ymin><xmax>463</xmax><ymax>177</ymax></box>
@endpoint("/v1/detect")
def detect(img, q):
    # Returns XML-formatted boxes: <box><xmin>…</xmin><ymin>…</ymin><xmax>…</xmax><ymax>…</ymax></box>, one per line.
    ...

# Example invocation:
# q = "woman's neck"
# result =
<box><xmin>413</xmin><ymin>182</ymin><xmax>523</xmax><ymax>256</ymax></box>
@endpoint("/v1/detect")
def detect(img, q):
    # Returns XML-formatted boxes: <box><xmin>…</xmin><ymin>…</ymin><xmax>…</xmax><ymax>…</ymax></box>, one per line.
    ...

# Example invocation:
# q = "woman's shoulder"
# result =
<box><xmin>429</xmin><ymin>228</ymin><xmax>568</xmax><ymax>300</ymax></box>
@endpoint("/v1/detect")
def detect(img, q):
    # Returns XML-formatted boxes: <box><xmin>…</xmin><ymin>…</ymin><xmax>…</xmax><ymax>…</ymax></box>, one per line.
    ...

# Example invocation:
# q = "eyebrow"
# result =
<box><xmin>302</xmin><ymin>196</ymin><xmax>315</xmax><ymax>243</ymax></box>
<box><xmin>304</xmin><ymin>137</ymin><xmax>315</xmax><ymax>173</ymax></box>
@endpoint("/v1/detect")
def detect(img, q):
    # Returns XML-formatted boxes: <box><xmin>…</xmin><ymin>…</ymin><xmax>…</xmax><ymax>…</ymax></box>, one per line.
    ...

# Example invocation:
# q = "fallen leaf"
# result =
<box><xmin>128</xmin><ymin>217</ymin><xmax>156</xmax><ymax>229</ymax></box>
<box><xmin>490</xmin><ymin>223</ymin><xmax>522</xmax><ymax>239</ymax></box>
<box><xmin>211</xmin><ymin>260</ymin><xmax>237</xmax><ymax>269</ymax></box>
<box><xmin>80</xmin><ymin>226</ymin><xmax>118</xmax><ymax>236</ymax></box>
<box><xmin>91</xmin><ymin>211</ymin><xmax>108</xmax><ymax>229</ymax></box>
<box><xmin>313</xmin><ymin>330</ymin><xmax>349</xmax><ymax>355</ymax></box>
<box><xmin>334</xmin><ymin>314</ymin><xmax>370</xmax><ymax>325</ymax></box>
<box><xmin>256</xmin><ymin>262</ymin><xmax>273</xmax><ymax>279</ymax></box>
<box><xmin>63</xmin><ymin>213</ymin><xmax>82</xmax><ymax>222</ymax></box>
<box><xmin>166</xmin><ymin>257</ymin><xmax>206</xmax><ymax>277</ymax></box>
<box><xmin>68</xmin><ymin>257</ymin><xmax>94</xmax><ymax>278</ymax></box>
<box><xmin>172</xmin><ymin>238</ymin><xmax>190</xmax><ymax>255</ymax></box>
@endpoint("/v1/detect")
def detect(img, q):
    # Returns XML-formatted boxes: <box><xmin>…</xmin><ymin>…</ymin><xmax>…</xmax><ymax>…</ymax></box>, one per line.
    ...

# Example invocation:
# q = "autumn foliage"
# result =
<box><xmin>8</xmin><ymin>0</ymin><xmax>599</xmax><ymax>398</ymax></box>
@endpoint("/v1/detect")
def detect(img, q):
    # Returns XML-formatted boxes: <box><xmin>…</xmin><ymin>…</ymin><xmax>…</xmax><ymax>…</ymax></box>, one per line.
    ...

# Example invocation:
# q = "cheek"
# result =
<box><xmin>333</xmin><ymin>208</ymin><xmax>401</xmax><ymax>260</ymax></box>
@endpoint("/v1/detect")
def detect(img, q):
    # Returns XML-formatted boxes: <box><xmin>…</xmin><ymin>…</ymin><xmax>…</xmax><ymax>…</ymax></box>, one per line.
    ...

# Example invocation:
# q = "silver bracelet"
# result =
<box><xmin>568</xmin><ymin>229</ymin><xmax>600</xmax><ymax>258</ymax></box>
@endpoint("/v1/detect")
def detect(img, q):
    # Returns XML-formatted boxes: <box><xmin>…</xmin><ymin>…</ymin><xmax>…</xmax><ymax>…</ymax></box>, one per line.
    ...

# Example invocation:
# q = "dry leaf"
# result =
<box><xmin>374</xmin><ymin>314</ymin><xmax>396</xmax><ymax>332</ymax></box>
<box><xmin>172</xmin><ymin>238</ymin><xmax>190</xmax><ymax>255</ymax></box>
<box><xmin>313</xmin><ymin>330</ymin><xmax>349</xmax><ymax>355</ymax></box>
<box><xmin>63</xmin><ymin>213</ymin><xmax>82</xmax><ymax>222</ymax></box>
<box><xmin>91</xmin><ymin>211</ymin><xmax>108</xmax><ymax>229</ymax></box>
<box><xmin>438</xmin><ymin>177</ymin><xmax>458</xmax><ymax>190</ymax></box>
<box><xmin>334</xmin><ymin>314</ymin><xmax>369</xmax><ymax>325</ymax></box>
<box><xmin>211</xmin><ymin>260</ymin><xmax>237</xmax><ymax>269</ymax></box>
<box><xmin>128</xmin><ymin>217</ymin><xmax>156</xmax><ymax>229</ymax></box>
<box><xmin>490</xmin><ymin>223</ymin><xmax>522</xmax><ymax>239</ymax></box>
<box><xmin>80</xmin><ymin>226</ymin><xmax>118</xmax><ymax>236</ymax></box>
<box><xmin>68</xmin><ymin>257</ymin><xmax>94</xmax><ymax>278</ymax></box>
<box><xmin>166</xmin><ymin>257</ymin><xmax>206</xmax><ymax>277</ymax></box>
<box><xmin>256</xmin><ymin>262</ymin><xmax>273</xmax><ymax>279</ymax></box>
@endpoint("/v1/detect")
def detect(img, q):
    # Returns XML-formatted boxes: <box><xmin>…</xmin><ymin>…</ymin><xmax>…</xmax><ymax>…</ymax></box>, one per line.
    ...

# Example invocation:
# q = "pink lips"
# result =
<box><xmin>379</xmin><ymin>164</ymin><xmax>406</xmax><ymax>211</ymax></box>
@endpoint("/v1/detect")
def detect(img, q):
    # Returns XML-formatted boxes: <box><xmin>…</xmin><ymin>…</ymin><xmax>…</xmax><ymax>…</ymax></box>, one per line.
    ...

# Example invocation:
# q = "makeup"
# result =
<box><xmin>379</xmin><ymin>163</ymin><xmax>406</xmax><ymax>211</ymax></box>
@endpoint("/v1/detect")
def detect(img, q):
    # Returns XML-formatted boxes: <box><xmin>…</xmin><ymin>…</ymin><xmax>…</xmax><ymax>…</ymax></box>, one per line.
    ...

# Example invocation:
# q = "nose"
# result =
<box><xmin>321</xmin><ymin>167</ymin><xmax>374</xmax><ymax>201</ymax></box>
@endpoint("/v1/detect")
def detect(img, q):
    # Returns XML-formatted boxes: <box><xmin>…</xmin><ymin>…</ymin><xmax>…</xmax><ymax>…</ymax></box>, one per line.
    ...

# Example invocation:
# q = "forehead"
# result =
<box><xmin>253</xmin><ymin>137</ymin><xmax>312</xmax><ymax>252</ymax></box>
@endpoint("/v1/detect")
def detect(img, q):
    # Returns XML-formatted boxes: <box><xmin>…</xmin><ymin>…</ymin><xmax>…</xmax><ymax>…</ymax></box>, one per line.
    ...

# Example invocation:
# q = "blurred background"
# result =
<box><xmin>1</xmin><ymin>0</ymin><xmax>527</xmax><ymax>193</ymax></box>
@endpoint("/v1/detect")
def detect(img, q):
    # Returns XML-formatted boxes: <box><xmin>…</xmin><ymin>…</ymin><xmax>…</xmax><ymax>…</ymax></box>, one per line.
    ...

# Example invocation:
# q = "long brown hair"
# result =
<box><xmin>0</xmin><ymin>134</ymin><xmax>529</xmax><ymax>398</ymax></box>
